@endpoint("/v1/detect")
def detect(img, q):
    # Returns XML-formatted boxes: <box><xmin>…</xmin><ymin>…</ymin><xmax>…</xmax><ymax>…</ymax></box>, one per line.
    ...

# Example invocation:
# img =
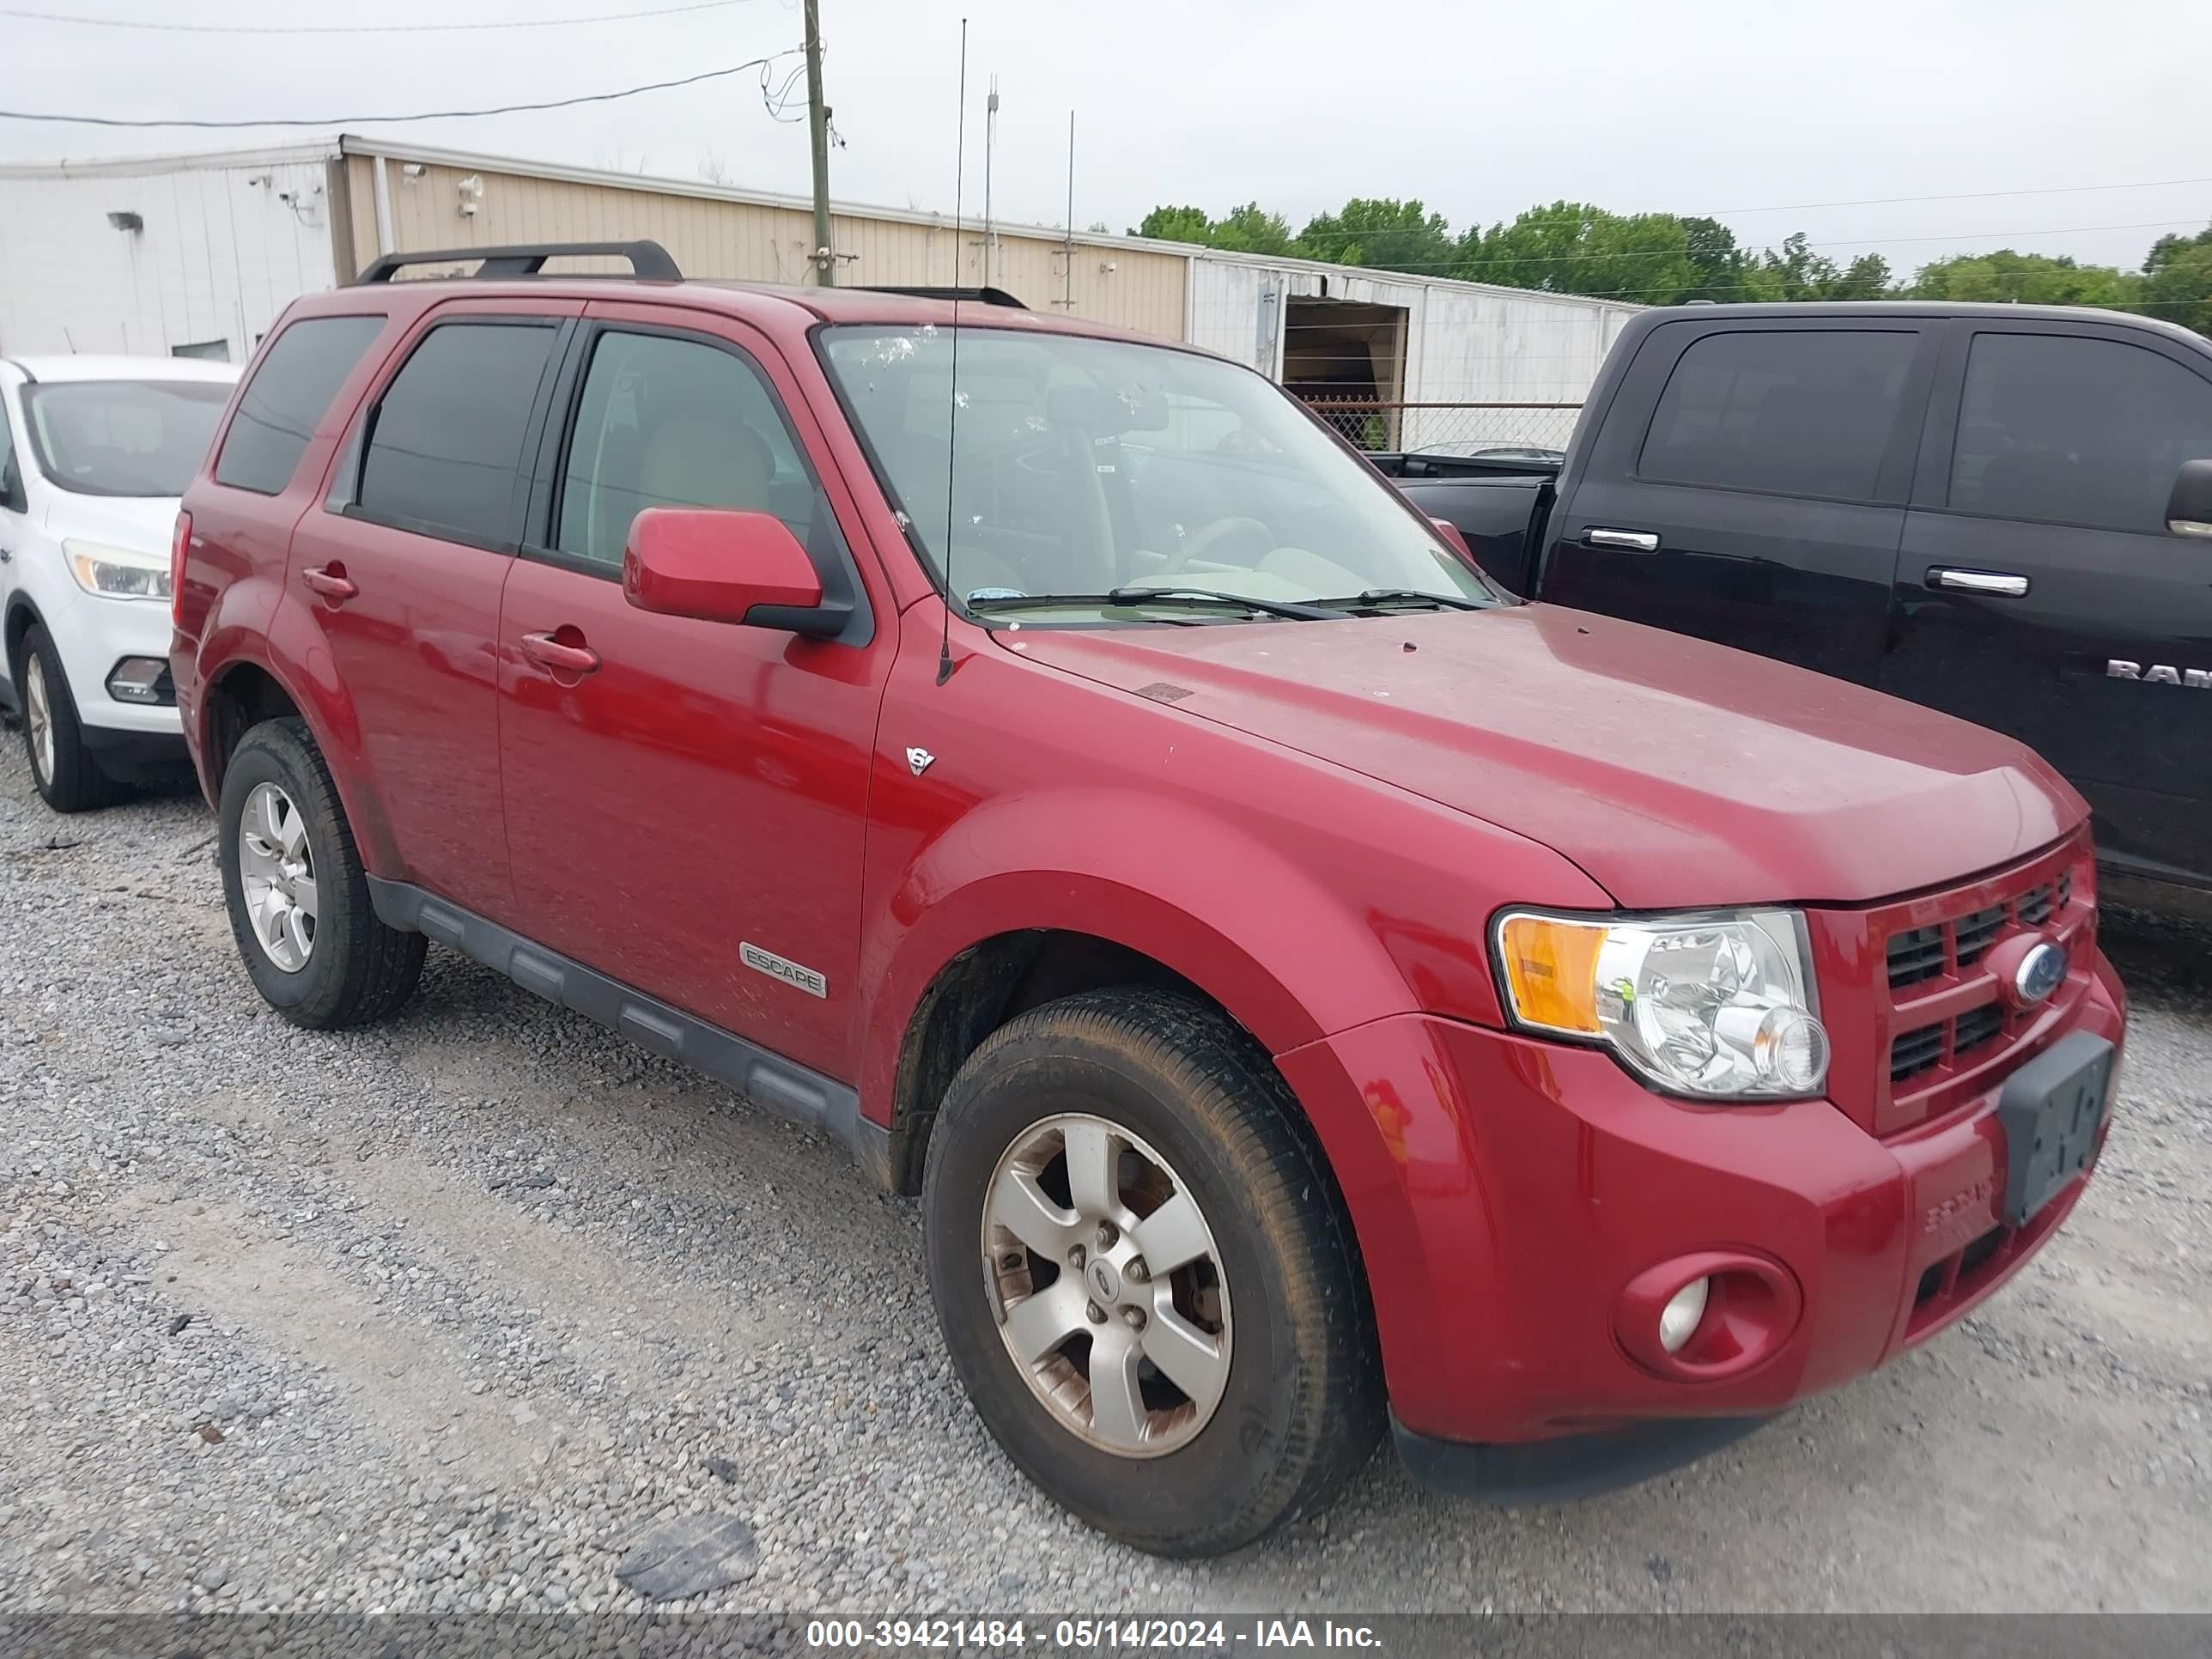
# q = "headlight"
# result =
<box><xmin>1494</xmin><ymin>908</ymin><xmax>1829</xmax><ymax>1100</ymax></box>
<box><xmin>64</xmin><ymin>538</ymin><xmax>171</xmax><ymax>601</ymax></box>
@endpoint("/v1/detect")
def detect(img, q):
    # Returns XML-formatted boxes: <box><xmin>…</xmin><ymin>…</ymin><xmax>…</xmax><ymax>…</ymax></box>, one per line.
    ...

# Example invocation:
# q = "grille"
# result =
<box><xmin>1890</xmin><ymin>1023</ymin><xmax>1945</xmax><ymax>1083</ymax></box>
<box><xmin>1954</xmin><ymin>1003</ymin><xmax>2002</xmax><ymax>1059</ymax></box>
<box><xmin>1886</xmin><ymin>925</ymin><xmax>1946</xmax><ymax>990</ymax></box>
<box><xmin>1954</xmin><ymin>905</ymin><xmax>2007</xmax><ymax>967</ymax></box>
<box><xmin>2019</xmin><ymin>881</ymin><xmax>2057</xmax><ymax>927</ymax></box>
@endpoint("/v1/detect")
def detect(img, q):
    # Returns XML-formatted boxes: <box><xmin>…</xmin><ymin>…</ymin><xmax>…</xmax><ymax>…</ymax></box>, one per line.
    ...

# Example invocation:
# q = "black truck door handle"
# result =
<box><xmin>1929</xmin><ymin>567</ymin><xmax>2029</xmax><ymax>598</ymax></box>
<box><xmin>1583</xmin><ymin>527</ymin><xmax>1660</xmax><ymax>552</ymax></box>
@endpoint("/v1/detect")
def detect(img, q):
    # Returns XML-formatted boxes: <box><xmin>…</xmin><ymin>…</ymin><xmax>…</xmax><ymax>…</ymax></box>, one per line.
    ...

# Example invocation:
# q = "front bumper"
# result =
<box><xmin>1274</xmin><ymin>950</ymin><xmax>2125</xmax><ymax>1465</ymax></box>
<box><xmin>35</xmin><ymin>581</ymin><xmax>184</xmax><ymax>742</ymax></box>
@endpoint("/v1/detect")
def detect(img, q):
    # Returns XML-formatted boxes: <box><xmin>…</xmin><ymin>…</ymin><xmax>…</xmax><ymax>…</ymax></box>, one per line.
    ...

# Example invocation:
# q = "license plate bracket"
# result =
<box><xmin>1995</xmin><ymin>1030</ymin><xmax>2115</xmax><ymax>1226</ymax></box>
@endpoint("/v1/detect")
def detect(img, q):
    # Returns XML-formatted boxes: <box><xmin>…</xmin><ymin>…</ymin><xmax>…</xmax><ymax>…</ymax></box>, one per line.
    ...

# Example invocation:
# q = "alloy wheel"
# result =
<box><xmin>24</xmin><ymin>653</ymin><xmax>53</xmax><ymax>787</ymax></box>
<box><xmin>238</xmin><ymin>781</ymin><xmax>318</xmax><ymax>973</ymax></box>
<box><xmin>981</xmin><ymin>1112</ymin><xmax>1232</xmax><ymax>1457</ymax></box>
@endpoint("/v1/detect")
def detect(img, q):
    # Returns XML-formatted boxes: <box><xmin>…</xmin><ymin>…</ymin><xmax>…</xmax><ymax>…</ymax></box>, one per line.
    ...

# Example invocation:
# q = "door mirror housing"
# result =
<box><xmin>622</xmin><ymin>507</ymin><xmax>846</xmax><ymax>637</ymax></box>
<box><xmin>2170</xmin><ymin>458</ymin><xmax>2212</xmax><ymax>539</ymax></box>
<box><xmin>1430</xmin><ymin>516</ymin><xmax>1474</xmax><ymax>561</ymax></box>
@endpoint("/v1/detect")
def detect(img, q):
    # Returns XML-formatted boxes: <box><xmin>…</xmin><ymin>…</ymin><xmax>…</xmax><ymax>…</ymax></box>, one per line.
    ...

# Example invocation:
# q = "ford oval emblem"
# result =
<box><xmin>2014</xmin><ymin>940</ymin><xmax>2069</xmax><ymax>1006</ymax></box>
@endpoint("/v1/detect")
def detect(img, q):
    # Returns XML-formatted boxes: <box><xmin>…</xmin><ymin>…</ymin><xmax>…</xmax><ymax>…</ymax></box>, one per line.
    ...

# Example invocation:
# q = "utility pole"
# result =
<box><xmin>804</xmin><ymin>0</ymin><xmax>835</xmax><ymax>285</ymax></box>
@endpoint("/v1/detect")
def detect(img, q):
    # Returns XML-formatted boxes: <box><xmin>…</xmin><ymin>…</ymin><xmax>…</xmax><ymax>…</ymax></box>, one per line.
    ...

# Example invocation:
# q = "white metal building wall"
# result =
<box><xmin>1186</xmin><ymin>252</ymin><xmax>1638</xmax><ymax>447</ymax></box>
<box><xmin>0</xmin><ymin>148</ymin><xmax>341</xmax><ymax>364</ymax></box>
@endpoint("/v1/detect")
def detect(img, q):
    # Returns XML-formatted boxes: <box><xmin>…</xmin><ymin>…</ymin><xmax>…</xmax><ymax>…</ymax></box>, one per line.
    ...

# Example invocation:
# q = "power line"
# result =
<box><xmin>0</xmin><ymin>54</ymin><xmax>794</xmax><ymax>127</ymax></box>
<box><xmin>0</xmin><ymin>0</ymin><xmax>754</xmax><ymax>32</ymax></box>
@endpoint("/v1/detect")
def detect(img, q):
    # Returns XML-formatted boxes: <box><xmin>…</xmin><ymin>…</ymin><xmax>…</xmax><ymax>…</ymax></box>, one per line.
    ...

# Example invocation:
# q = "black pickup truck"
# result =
<box><xmin>1381</xmin><ymin>301</ymin><xmax>2212</xmax><ymax>914</ymax></box>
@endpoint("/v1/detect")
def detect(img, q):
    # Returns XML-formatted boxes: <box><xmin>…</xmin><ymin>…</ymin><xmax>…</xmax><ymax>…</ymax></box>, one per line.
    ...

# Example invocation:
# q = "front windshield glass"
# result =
<box><xmin>818</xmin><ymin>325</ymin><xmax>1497</xmax><ymax>617</ymax></box>
<box><xmin>23</xmin><ymin>380</ymin><xmax>230</xmax><ymax>498</ymax></box>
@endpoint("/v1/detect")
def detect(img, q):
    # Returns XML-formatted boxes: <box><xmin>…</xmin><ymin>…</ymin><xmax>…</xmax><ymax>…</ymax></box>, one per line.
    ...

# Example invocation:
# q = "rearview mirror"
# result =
<box><xmin>2170</xmin><ymin>459</ymin><xmax>2212</xmax><ymax>538</ymax></box>
<box><xmin>623</xmin><ymin>507</ymin><xmax>842</xmax><ymax>637</ymax></box>
<box><xmin>1431</xmin><ymin>516</ymin><xmax>1474</xmax><ymax>561</ymax></box>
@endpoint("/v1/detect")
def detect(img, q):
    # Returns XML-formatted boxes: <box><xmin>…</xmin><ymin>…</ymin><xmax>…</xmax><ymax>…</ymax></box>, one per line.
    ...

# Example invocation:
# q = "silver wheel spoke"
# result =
<box><xmin>1086</xmin><ymin>1328</ymin><xmax>1149</xmax><ymax>1451</ymax></box>
<box><xmin>1140</xmin><ymin>1301</ymin><xmax>1229</xmax><ymax>1411</ymax></box>
<box><xmin>1060</xmin><ymin>1121</ymin><xmax>1120</xmax><ymax>1218</ymax></box>
<box><xmin>1002</xmin><ymin>1281</ymin><xmax>1085</xmax><ymax>1363</ymax></box>
<box><xmin>990</xmin><ymin>1167</ymin><xmax>1077</xmax><ymax>1260</ymax></box>
<box><xmin>1132</xmin><ymin>1190</ymin><xmax>1211</xmax><ymax>1275</ymax></box>
<box><xmin>981</xmin><ymin>1111</ymin><xmax>1231</xmax><ymax>1460</ymax></box>
<box><xmin>237</xmin><ymin>783</ymin><xmax>314</xmax><ymax>974</ymax></box>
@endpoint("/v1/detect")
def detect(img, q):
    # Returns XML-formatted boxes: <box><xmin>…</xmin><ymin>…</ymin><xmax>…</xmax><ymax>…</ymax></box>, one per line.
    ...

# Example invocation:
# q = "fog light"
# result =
<box><xmin>1658</xmin><ymin>1277</ymin><xmax>1710</xmax><ymax>1354</ymax></box>
<box><xmin>106</xmin><ymin>656</ymin><xmax>172</xmax><ymax>706</ymax></box>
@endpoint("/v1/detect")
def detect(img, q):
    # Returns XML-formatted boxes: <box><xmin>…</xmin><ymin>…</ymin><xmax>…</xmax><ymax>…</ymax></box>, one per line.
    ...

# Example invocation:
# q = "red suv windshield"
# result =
<box><xmin>819</xmin><ymin>324</ymin><xmax>1496</xmax><ymax>617</ymax></box>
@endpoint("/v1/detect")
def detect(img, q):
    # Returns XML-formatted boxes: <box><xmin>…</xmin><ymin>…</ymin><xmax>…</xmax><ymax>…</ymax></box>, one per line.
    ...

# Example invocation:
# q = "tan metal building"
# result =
<box><xmin>3</xmin><ymin>135</ymin><xmax>1637</xmax><ymax>448</ymax></box>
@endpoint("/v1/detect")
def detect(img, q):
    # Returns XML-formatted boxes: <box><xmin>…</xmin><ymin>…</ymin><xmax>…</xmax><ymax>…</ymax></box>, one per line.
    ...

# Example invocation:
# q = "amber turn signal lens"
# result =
<box><xmin>1496</xmin><ymin>914</ymin><xmax>1606</xmax><ymax>1035</ymax></box>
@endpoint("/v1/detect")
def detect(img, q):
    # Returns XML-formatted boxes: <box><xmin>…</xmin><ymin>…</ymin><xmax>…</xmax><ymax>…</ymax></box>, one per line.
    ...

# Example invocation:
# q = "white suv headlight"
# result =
<box><xmin>1493</xmin><ymin>908</ymin><xmax>1829</xmax><ymax>1100</ymax></box>
<box><xmin>64</xmin><ymin>538</ymin><xmax>171</xmax><ymax>601</ymax></box>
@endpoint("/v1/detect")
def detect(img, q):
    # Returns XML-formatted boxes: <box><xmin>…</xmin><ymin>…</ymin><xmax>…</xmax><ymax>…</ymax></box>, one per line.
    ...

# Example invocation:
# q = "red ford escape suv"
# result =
<box><xmin>172</xmin><ymin>242</ymin><xmax>2125</xmax><ymax>1557</ymax></box>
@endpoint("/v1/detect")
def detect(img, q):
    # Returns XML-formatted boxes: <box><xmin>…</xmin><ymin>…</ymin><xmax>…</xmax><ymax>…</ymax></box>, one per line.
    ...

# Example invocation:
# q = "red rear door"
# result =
<box><xmin>290</xmin><ymin>298</ymin><xmax>580</xmax><ymax>919</ymax></box>
<box><xmin>493</xmin><ymin>301</ymin><xmax>895</xmax><ymax>1079</ymax></box>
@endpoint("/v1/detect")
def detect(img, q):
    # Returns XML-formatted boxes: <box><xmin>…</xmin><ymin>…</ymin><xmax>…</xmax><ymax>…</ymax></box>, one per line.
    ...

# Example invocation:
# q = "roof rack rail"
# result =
<box><xmin>856</xmin><ymin>285</ymin><xmax>1028</xmax><ymax>310</ymax></box>
<box><xmin>353</xmin><ymin>240</ymin><xmax>682</xmax><ymax>285</ymax></box>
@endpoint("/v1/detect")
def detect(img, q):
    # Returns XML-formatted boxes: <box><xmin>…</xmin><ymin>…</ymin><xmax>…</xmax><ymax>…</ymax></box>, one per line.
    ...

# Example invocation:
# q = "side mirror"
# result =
<box><xmin>622</xmin><ymin>507</ymin><xmax>842</xmax><ymax>637</ymax></box>
<box><xmin>2170</xmin><ymin>458</ymin><xmax>2212</xmax><ymax>538</ymax></box>
<box><xmin>1430</xmin><ymin>516</ymin><xmax>1474</xmax><ymax>561</ymax></box>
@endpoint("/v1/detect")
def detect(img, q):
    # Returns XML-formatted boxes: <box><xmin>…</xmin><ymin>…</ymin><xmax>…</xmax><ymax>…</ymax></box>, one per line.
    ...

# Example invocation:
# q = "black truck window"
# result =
<box><xmin>1639</xmin><ymin>329</ymin><xmax>1917</xmax><ymax>503</ymax></box>
<box><xmin>1949</xmin><ymin>332</ymin><xmax>2212</xmax><ymax>534</ymax></box>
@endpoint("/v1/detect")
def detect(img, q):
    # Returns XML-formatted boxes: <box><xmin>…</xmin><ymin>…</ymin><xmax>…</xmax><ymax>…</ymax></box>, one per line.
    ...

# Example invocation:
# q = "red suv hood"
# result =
<box><xmin>1004</xmin><ymin>603</ymin><xmax>2086</xmax><ymax>908</ymax></box>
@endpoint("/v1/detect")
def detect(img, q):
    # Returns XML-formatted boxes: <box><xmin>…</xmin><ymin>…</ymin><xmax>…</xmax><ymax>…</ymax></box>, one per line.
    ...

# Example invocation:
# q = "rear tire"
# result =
<box><xmin>18</xmin><ymin>624</ymin><xmax>123</xmax><ymax>813</ymax></box>
<box><xmin>922</xmin><ymin>987</ymin><xmax>1383</xmax><ymax>1556</ymax></box>
<box><xmin>217</xmin><ymin>717</ymin><xmax>425</xmax><ymax>1029</ymax></box>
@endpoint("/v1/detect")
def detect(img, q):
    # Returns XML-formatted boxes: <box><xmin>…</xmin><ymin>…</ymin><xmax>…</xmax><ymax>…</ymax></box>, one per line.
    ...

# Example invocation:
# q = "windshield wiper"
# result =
<box><xmin>1318</xmin><ymin>587</ymin><xmax>1487</xmax><ymax>612</ymax></box>
<box><xmin>968</xmin><ymin>586</ymin><xmax>1344</xmax><ymax>622</ymax></box>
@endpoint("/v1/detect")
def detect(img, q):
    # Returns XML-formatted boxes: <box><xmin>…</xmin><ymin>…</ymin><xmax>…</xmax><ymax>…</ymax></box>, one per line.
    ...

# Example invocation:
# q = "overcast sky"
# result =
<box><xmin>8</xmin><ymin>0</ymin><xmax>2208</xmax><ymax>277</ymax></box>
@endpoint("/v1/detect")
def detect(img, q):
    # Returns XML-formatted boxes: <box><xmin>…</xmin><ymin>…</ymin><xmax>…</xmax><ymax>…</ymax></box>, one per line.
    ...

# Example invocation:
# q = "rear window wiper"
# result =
<box><xmin>1318</xmin><ymin>587</ymin><xmax>1487</xmax><ymax>612</ymax></box>
<box><xmin>968</xmin><ymin>586</ymin><xmax>1345</xmax><ymax>622</ymax></box>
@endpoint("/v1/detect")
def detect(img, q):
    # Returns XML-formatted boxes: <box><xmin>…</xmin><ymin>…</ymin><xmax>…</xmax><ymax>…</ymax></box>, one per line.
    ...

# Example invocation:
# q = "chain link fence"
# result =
<box><xmin>1299</xmin><ymin>399</ymin><xmax>1583</xmax><ymax>456</ymax></box>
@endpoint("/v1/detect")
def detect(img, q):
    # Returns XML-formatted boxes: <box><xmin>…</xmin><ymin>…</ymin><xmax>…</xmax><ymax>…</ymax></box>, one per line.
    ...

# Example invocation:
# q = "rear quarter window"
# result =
<box><xmin>216</xmin><ymin>313</ymin><xmax>387</xmax><ymax>495</ymax></box>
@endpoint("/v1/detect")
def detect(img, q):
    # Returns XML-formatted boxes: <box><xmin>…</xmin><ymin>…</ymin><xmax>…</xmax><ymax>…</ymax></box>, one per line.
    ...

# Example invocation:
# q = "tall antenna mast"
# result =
<box><xmin>982</xmin><ymin>75</ymin><xmax>1000</xmax><ymax>290</ymax></box>
<box><xmin>937</xmin><ymin>19</ymin><xmax>969</xmax><ymax>688</ymax></box>
<box><xmin>1061</xmin><ymin>110</ymin><xmax>1076</xmax><ymax>311</ymax></box>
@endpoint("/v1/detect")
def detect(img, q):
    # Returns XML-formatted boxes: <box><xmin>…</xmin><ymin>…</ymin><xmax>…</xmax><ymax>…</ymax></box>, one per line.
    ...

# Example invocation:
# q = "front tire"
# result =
<box><xmin>923</xmin><ymin>988</ymin><xmax>1383</xmax><ymax>1556</ymax></box>
<box><xmin>217</xmin><ymin>717</ymin><xmax>425</xmax><ymax>1029</ymax></box>
<box><xmin>18</xmin><ymin>624</ymin><xmax>122</xmax><ymax>813</ymax></box>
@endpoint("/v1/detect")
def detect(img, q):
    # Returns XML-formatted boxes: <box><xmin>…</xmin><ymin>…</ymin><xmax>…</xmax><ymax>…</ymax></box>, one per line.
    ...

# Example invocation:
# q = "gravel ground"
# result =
<box><xmin>1</xmin><ymin>722</ymin><xmax>2208</xmax><ymax>1617</ymax></box>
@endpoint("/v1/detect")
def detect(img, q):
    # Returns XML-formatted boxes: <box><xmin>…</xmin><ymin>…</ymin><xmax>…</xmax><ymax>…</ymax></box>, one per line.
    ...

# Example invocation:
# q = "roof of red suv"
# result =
<box><xmin>289</xmin><ymin>273</ymin><xmax>1178</xmax><ymax>354</ymax></box>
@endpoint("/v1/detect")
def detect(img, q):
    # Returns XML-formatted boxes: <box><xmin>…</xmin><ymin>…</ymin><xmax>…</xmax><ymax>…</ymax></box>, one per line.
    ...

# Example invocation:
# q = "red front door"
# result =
<box><xmin>494</xmin><ymin>305</ymin><xmax>894</xmax><ymax>1079</ymax></box>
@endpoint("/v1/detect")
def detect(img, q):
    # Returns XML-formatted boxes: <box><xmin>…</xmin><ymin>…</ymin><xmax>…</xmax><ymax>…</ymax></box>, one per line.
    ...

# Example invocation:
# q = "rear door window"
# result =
<box><xmin>1948</xmin><ymin>331</ymin><xmax>2212</xmax><ymax>533</ymax></box>
<box><xmin>215</xmin><ymin>313</ymin><xmax>386</xmax><ymax>495</ymax></box>
<box><xmin>1640</xmin><ymin>329</ymin><xmax>1919</xmax><ymax>502</ymax></box>
<box><xmin>358</xmin><ymin>320</ymin><xmax>559</xmax><ymax>548</ymax></box>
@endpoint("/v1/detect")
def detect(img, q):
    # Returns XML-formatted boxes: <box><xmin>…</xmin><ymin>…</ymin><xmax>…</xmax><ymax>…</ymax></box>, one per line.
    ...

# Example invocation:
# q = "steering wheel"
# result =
<box><xmin>1160</xmin><ymin>516</ymin><xmax>1274</xmax><ymax>576</ymax></box>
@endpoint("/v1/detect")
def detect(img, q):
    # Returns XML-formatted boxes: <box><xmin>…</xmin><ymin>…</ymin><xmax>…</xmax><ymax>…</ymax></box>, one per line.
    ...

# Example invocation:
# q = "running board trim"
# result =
<box><xmin>367</xmin><ymin>877</ymin><xmax>890</xmax><ymax>1184</ymax></box>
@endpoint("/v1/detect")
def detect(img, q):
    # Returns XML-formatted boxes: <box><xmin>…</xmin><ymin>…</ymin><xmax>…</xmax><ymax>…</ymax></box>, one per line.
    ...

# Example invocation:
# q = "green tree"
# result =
<box><xmin>1130</xmin><ymin>202</ymin><xmax>1297</xmax><ymax>257</ymax></box>
<box><xmin>1132</xmin><ymin>205</ymin><xmax>1217</xmax><ymax>244</ymax></box>
<box><xmin>1906</xmin><ymin>248</ymin><xmax>2140</xmax><ymax>307</ymax></box>
<box><xmin>1456</xmin><ymin>201</ymin><xmax>1704</xmax><ymax>304</ymax></box>
<box><xmin>2142</xmin><ymin>225</ymin><xmax>2212</xmax><ymax>337</ymax></box>
<box><xmin>1757</xmin><ymin>234</ymin><xmax>1893</xmax><ymax>301</ymax></box>
<box><xmin>1294</xmin><ymin>198</ymin><xmax>1453</xmax><ymax>273</ymax></box>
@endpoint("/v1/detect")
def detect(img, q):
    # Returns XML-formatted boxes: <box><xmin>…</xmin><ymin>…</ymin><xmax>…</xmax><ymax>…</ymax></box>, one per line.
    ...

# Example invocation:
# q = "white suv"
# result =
<box><xmin>0</xmin><ymin>356</ymin><xmax>238</xmax><ymax>811</ymax></box>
